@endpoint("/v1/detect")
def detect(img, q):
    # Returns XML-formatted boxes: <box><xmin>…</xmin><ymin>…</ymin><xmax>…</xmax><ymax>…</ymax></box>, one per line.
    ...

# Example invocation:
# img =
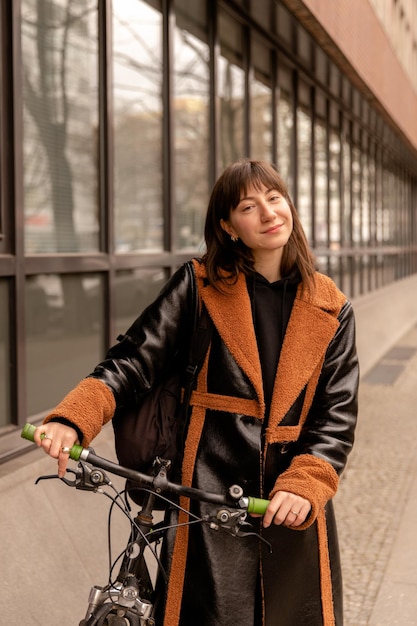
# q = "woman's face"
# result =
<box><xmin>220</xmin><ymin>183</ymin><xmax>293</xmax><ymax>264</ymax></box>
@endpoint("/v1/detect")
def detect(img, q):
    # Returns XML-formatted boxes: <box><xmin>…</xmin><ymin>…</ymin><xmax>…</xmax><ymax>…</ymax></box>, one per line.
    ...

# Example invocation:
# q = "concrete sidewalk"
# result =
<box><xmin>335</xmin><ymin>323</ymin><xmax>417</xmax><ymax>626</ymax></box>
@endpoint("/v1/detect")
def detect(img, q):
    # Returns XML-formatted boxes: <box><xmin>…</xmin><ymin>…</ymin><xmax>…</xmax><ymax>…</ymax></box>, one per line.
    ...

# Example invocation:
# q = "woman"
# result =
<box><xmin>34</xmin><ymin>159</ymin><xmax>359</xmax><ymax>626</ymax></box>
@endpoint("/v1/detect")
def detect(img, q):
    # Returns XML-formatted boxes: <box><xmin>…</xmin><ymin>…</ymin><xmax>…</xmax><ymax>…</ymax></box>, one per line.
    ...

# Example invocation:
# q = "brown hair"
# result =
<box><xmin>203</xmin><ymin>159</ymin><xmax>316</xmax><ymax>292</ymax></box>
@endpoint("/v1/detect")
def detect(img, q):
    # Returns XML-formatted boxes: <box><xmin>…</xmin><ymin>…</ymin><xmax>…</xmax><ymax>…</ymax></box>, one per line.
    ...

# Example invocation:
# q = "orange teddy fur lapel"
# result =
<box><xmin>193</xmin><ymin>262</ymin><xmax>265</xmax><ymax>410</ymax></box>
<box><xmin>267</xmin><ymin>275</ymin><xmax>346</xmax><ymax>435</ymax></box>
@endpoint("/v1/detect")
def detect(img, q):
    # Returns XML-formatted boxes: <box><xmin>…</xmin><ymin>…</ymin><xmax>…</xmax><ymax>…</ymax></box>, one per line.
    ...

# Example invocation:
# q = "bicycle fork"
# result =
<box><xmin>82</xmin><ymin>578</ymin><xmax>153</xmax><ymax>625</ymax></box>
<box><xmin>81</xmin><ymin>499</ymin><xmax>159</xmax><ymax>625</ymax></box>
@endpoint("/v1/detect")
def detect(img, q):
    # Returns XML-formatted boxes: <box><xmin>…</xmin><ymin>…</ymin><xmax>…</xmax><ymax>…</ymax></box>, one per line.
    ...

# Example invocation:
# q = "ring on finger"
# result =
<box><xmin>42</xmin><ymin>435</ymin><xmax>53</xmax><ymax>441</ymax></box>
<box><xmin>61</xmin><ymin>446</ymin><xmax>71</xmax><ymax>454</ymax></box>
<box><xmin>291</xmin><ymin>510</ymin><xmax>299</xmax><ymax>516</ymax></box>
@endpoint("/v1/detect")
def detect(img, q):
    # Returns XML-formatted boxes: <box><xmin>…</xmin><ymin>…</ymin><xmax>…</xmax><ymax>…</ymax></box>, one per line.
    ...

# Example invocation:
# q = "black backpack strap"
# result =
<box><xmin>183</xmin><ymin>303</ymin><xmax>211</xmax><ymax>402</ymax></box>
<box><xmin>177</xmin><ymin>264</ymin><xmax>212</xmax><ymax>454</ymax></box>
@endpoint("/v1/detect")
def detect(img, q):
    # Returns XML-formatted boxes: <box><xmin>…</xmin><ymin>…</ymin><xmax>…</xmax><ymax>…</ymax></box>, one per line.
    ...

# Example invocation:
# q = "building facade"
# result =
<box><xmin>1</xmin><ymin>0</ymin><xmax>416</xmax><ymax>461</ymax></box>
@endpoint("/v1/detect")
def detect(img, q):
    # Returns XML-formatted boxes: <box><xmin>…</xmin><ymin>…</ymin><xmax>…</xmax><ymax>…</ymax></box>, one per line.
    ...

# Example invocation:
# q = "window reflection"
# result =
<box><xmin>22</xmin><ymin>0</ymin><xmax>99</xmax><ymax>254</ymax></box>
<box><xmin>114</xmin><ymin>267</ymin><xmax>168</xmax><ymax>339</ymax></box>
<box><xmin>251</xmin><ymin>38</ymin><xmax>272</xmax><ymax>162</ymax></box>
<box><xmin>328</xmin><ymin>108</ymin><xmax>341</xmax><ymax>283</ymax></box>
<box><xmin>329</xmin><ymin>128</ymin><xmax>341</xmax><ymax>244</ymax></box>
<box><xmin>342</xmin><ymin>126</ymin><xmax>352</xmax><ymax>247</ymax></box>
<box><xmin>219</xmin><ymin>12</ymin><xmax>245</xmax><ymax>170</ymax></box>
<box><xmin>375</xmin><ymin>156</ymin><xmax>383</xmax><ymax>245</ymax></box>
<box><xmin>361</xmin><ymin>150</ymin><xmax>370</xmax><ymax>245</ymax></box>
<box><xmin>297</xmin><ymin>101</ymin><xmax>312</xmax><ymax>242</ymax></box>
<box><xmin>277</xmin><ymin>67</ymin><xmax>294</xmax><ymax>196</ymax></box>
<box><xmin>0</xmin><ymin>280</ymin><xmax>10</xmax><ymax>428</ymax></box>
<box><xmin>351</xmin><ymin>145</ymin><xmax>361</xmax><ymax>245</ymax></box>
<box><xmin>173</xmin><ymin>5</ymin><xmax>209</xmax><ymax>251</ymax></box>
<box><xmin>382</xmin><ymin>169</ymin><xmax>394</xmax><ymax>243</ymax></box>
<box><xmin>314</xmin><ymin>119</ymin><xmax>327</xmax><ymax>245</ymax></box>
<box><xmin>25</xmin><ymin>274</ymin><xmax>104</xmax><ymax>416</ymax></box>
<box><xmin>113</xmin><ymin>0</ymin><xmax>163</xmax><ymax>253</ymax></box>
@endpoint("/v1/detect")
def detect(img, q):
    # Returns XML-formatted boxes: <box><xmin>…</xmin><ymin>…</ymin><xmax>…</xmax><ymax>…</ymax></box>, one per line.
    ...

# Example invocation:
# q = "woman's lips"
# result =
<box><xmin>264</xmin><ymin>223</ymin><xmax>283</xmax><ymax>234</ymax></box>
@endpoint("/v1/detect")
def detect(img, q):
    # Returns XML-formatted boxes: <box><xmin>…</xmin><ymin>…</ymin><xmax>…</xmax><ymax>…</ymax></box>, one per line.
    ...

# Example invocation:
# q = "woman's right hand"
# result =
<box><xmin>34</xmin><ymin>423</ymin><xmax>79</xmax><ymax>478</ymax></box>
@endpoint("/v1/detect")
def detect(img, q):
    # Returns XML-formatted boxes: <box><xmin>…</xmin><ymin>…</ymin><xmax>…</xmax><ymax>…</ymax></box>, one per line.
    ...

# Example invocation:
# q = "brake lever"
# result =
<box><xmin>203</xmin><ymin>507</ymin><xmax>273</xmax><ymax>553</ymax></box>
<box><xmin>35</xmin><ymin>467</ymin><xmax>86</xmax><ymax>488</ymax></box>
<box><xmin>35</xmin><ymin>473</ymin><xmax>64</xmax><ymax>485</ymax></box>
<box><xmin>35</xmin><ymin>462</ymin><xmax>111</xmax><ymax>491</ymax></box>
<box><xmin>234</xmin><ymin>521</ymin><xmax>273</xmax><ymax>552</ymax></box>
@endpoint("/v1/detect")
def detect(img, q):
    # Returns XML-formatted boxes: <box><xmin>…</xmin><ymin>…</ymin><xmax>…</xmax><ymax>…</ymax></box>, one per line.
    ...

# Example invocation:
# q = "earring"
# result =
<box><xmin>231</xmin><ymin>235</ymin><xmax>239</xmax><ymax>242</ymax></box>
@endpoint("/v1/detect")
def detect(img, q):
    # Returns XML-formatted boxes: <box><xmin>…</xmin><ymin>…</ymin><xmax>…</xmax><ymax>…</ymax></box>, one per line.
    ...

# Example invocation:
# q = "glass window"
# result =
<box><xmin>297</xmin><ymin>25</ymin><xmax>312</xmax><ymax>67</ymax></box>
<box><xmin>352</xmin><ymin>89</ymin><xmax>361</xmax><ymax>117</ymax></box>
<box><xmin>375</xmin><ymin>153</ymin><xmax>384</xmax><ymax>245</ymax></box>
<box><xmin>277</xmin><ymin>65</ymin><xmax>294</xmax><ymax>195</ymax></box>
<box><xmin>329</xmin><ymin>62</ymin><xmax>341</xmax><ymax>97</ymax></box>
<box><xmin>342</xmin><ymin>77</ymin><xmax>351</xmax><ymax>108</ymax></box>
<box><xmin>361</xmin><ymin>148</ymin><xmax>370</xmax><ymax>246</ymax></box>
<box><xmin>296</xmin><ymin>82</ymin><xmax>312</xmax><ymax>242</ymax></box>
<box><xmin>382</xmin><ymin>167</ymin><xmax>398</xmax><ymax>245</ymax></box>
<box><xmin>0</xmin><ymin>60</ymin><xmax>3</xmax><ymax>243</ymax></box>
<box><xmin>250</xmin><ymin>38</ymin><xmax>272</xmax><ymax>162</ymax></box>
<box><xmin>275</xmin><ymin>4</ymin><xmax>293</xmax><ymax>45</ymax></box>
<box><xmin>218</xmin><ymin>11</ymin><xmax>245</xmax><ymax>170</ymax></box>
<box><xmin>25</xmin><ymin>273</ymin><xmax>104</xmax><ymax>417</ymax></box>
<box><xmin>173</xmin><ymin>0</ymin><xmax>209</xmax><ymax>251</ymax></box>
<box><xmin>0</xmin><ymin>280</ymin><xmax>10</xmax><ymax>428</ymax></box>
<box><xmin>250</xmin><ymin>0</ymin><xmax>271</xmax><ymax>31</ymax></box>
<box><xmin>329</xmin><ymin>107</ymin><xmax>341</xmax><ymax>245</ymax></box>
<box><xmin>381</xmin><ymin>164</ymin><xmax>392</xmax><ymax>244</ymax></box>
<box><xmin>368</xmin><ymin>148</ymin><xmax>377</xmax><ymax>289</ymax></box>
<box><xmin>341</xmin><ymin>120</ymin><xmax>352</xmax><ymax>247</ymax></box>
<box><xmin>314</xmin><ymin>123</ymin><xmax>327</xmax><ymax>246</ymax></box>
<box><xmin>21</xmin><ymin>0</ymin><xmax>99</xmax><ymax>254</ymax></box>
<box><xmin>113</xmin><ymin>0</ymin><xmax>163</xmax><ymax>253</ymax></box>
<box><xmin>114</xmin><ymin>267</ymin><xmax>168</xmax><ymax>339</ymax></box>
<box><xmin>351</xmin><ymin>145</ymin><xmax>361</xmax><ymax>246</ymax></box>
<box><xmin>315</xmin><ymin>48</ymin><xmax>327</xmax><ymax>85</ymax></box>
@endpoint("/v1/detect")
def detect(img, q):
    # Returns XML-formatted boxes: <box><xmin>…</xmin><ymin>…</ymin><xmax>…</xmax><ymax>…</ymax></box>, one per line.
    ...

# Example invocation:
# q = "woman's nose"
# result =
<box><xmin>259</xmin><ymin>201</ymin><xmax>275</xmax><ymax>221</ymax></box>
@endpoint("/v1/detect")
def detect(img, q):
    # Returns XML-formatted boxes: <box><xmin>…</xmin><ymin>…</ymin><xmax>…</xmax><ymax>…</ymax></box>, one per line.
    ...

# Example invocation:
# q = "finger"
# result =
<box><xmin>57</xmin><ymin>448</ymin><xmax>71</xmax><ymax>478</ymax></box>
<box><xmin>285</xmin><ymin>503</ymin><xmax>311</xmax><ymax>527</ymax></box>
<box><xmin>40</xmin><ymin>433</ymin><xmax>54</xmax><ymax>453</ymax></box>
<box><xmin>273</xmin><ymin>507</ymin><xmax>293</xmax><ymax>526</ymax></box>
<box><xmin>33</xmin><ymin>427</ymin><xmax>44</xmax><ymax>446</ymax></box>
<box><xmin>41</xmin><ymin>438</ymin><xmax>53</xmax><ymax>454</ymax></box>
<box><xmin>284</xmin><ymin>509</ymin><xmax>302</xmax><ymax>527</ymax></box>
<box><xmin>263</xmin><ymin>504</ymin><xmax>280</xmax><ymax>528</ymax></box>
<box><xmin>263</xmin><ymin>491</ymin><xmax>287</xmax><ymax>527</ymax></box>
<box><xmin>34</xmin><ymin>427</ymin><xmax>52</xmax><ymax>447</ymax></box>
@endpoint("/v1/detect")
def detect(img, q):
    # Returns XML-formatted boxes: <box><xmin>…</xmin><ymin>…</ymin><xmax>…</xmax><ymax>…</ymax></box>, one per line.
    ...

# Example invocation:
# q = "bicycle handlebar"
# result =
<box><xmin>21</xmin><ymin>423</ymin><xmax>270</xmax><ymax>515</ymax></box>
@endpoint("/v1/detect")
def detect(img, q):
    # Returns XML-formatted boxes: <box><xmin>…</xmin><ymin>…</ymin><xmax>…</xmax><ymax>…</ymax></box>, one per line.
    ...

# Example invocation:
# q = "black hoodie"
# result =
<box><xmin>249</xmin><ymin>270</ymin><xmax>301</xmax><ymax>417</ymax></box>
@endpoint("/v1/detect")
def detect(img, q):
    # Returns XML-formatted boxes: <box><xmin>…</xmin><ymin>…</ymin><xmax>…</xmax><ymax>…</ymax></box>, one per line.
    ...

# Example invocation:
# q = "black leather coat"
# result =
<box><xmin>90</xmin><ymin>260</ymin><xmax>359</xmax><ymax>626</ymax></box>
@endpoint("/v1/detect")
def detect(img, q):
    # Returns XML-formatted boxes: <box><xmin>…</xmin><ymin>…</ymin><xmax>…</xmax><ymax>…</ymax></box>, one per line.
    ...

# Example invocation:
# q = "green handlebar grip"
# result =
<box><xmin>246</xmin><ymin>497</ymin><xmax>270</xmax><ymax>515</ymax></box>
<box><xmin>21</xmin><ymin>423</ymin><xmax>84</xmax><ymax>461</ymax></box>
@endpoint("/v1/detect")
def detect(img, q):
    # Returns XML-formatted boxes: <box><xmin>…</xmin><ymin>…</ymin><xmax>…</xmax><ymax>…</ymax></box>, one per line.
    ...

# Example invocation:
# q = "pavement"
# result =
<box><xmin>335</xmin><ymin>322</ymin><xmax>417</xmax><ymax>626</ymax></box>
<box><xmin>1</xmin><ymin>324</ymin><xmax>417</xmax><ymax>625</ymax></box>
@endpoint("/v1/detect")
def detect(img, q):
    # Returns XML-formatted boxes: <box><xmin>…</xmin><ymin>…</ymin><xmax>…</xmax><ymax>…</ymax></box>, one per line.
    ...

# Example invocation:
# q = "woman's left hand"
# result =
<box><xmin>262</xmin><ymin>490</ymin><xmax>311</xmax><ymax>528</ymax></box>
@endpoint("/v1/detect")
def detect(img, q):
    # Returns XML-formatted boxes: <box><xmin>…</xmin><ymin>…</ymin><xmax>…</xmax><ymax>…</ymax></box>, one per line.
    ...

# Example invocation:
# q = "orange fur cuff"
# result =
<box><xmin>269</xmin><ymin>454</ymin><xmax>339</xmax><ymax>530</ymax></box>
<box><xmin>43</xmin><ymin>377</ymin><xmax>116</xmax><ymax>446</ymax></box>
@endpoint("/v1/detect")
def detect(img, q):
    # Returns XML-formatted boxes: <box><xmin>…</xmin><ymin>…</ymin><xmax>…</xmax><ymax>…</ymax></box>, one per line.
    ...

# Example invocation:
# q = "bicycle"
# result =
<box><xmin>21</xmin><ymin>423</ymin><xmax>270</xmax><ymax>626</ymax></box>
